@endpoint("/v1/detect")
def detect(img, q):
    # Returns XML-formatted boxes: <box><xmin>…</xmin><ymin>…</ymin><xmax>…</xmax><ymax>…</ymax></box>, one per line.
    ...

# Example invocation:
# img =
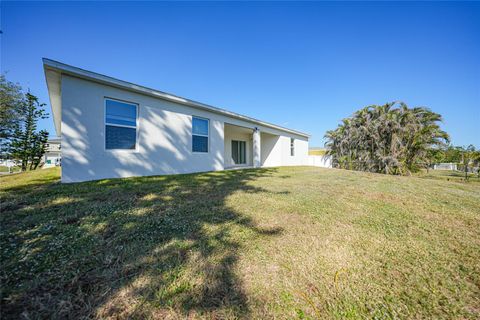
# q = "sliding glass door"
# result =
<box><xmin>232</xmin><ymin>140</ymin><xmax>246</xmax><ymax>165</ymax></box>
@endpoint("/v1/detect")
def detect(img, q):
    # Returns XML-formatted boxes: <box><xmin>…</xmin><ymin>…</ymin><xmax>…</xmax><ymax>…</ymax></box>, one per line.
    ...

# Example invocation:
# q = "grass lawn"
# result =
<box><xmin>0</xmin><ymin>165</ymin><xmax>21</xmax><ymax>173</ymax></box>
<box><xmin>416</xmin><ymin>169</ymin><xmax>480</xmax><ymax>184</ymax></box>
<box><xmin>1</xmin><ymin>167</ymin><xmax>479</xmax><ymax>319</ymax></box>
<box><xmin>308</xmin><ymin>149</ymin><xmax>327</xmax><ymax>156</ymax></box>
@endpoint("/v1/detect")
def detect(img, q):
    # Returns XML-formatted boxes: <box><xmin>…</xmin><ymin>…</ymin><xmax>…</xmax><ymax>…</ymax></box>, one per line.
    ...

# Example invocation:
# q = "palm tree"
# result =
<box><xmin>325</xmin><ymin>102</ymin><xmax>449</xmax><ymax>175</ymax></box>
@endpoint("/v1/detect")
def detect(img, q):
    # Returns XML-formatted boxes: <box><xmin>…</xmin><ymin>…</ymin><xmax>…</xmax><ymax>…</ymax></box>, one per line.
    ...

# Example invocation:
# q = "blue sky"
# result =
<box><xmin>1</xmin><ymin>1</ymin><xmax>479</xmax><ymax>147</ymax></box>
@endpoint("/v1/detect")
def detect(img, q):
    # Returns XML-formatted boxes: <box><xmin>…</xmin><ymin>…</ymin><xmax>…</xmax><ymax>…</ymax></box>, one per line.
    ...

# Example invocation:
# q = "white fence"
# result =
<box><xmin>0</xmin><ymin>159</ymin><xmax>16</xmax><ymax>167</ymax></box>
<box><xmin>308</xmin><ymin>155</ymin><xmax>332</xmax><ymax>168</ymax></box>
<box><xmin>433</xmin><ymin>163</ymin><xmax>457</xmax><ymax>171</ymax></box>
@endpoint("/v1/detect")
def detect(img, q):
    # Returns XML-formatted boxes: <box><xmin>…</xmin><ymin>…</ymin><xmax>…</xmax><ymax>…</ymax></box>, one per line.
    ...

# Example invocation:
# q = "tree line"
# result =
<box><xmin>0</xmin><ymin>75</ymin><xmax>49</xmax><ymax>171</ymax></box>
<box><xmin>324</xmin><ymin>102</ymin><xmax>479</xmax><ymax>176</ymax></box>
<box><xmin>428</xmin><ymin>144</ymin><xmax>480</xmax><ymax>179</ymax></box>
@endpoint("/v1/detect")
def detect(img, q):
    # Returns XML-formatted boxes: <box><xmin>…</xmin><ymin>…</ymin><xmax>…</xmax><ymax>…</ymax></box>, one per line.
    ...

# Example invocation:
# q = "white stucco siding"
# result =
<box><xmin>261</xmin><ymin>133</ymin><xmax>282</xmax><ymax>167</ymax></box>
<box><xmin>260</xmin><ymin>134</ymin><xmax>308</xmax><ymax>167</ymax></box>
<box><xmin>60</xmin><ymin>75</ymin><xmax>309</xmax><ymax>182</ymax></box>
<box><xmin>281</xmin><ymin>136</ymin><xmax>309</xmax><ymax>166</ymax></box>
<box><xmin>258</xmin><ymin>130</ymin><xmax>308</xmax><ymax>168</ymax></box>
<box><xmin>61</xmin><ymin>75</ymin><xmax>225</xmax><ymax>182</ymax></box>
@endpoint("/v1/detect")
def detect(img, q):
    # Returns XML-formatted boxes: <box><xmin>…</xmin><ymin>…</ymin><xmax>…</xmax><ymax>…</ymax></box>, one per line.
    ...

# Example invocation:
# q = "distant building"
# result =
<box><xmin>43</xmin><ymin>137</ymin><xmax>61</xmax><ymax>168</ymax></box>
<box><xmin>0</xmin><ymin>159</ymin><xmax>16</xmax><ymax>167</ymax></box>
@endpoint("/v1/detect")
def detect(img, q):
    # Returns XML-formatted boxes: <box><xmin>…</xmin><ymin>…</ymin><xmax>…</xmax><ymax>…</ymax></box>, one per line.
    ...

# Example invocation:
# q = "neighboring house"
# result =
<box><xmin>0</xmin><ymin>159</ymin><xmax>16</xmax><ymax>167</ymax></box>
<box><xmin>42</xmin><ymin>137</ymin><xmax>61</xmax><ymax>168</ymax></box>
<box><xmin>43</xmin><ymin>59</ymin><xmax>310</xmax><ymax>183</ymax></box>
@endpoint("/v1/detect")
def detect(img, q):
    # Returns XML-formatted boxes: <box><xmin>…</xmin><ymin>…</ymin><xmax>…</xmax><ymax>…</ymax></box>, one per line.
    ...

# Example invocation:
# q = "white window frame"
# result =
<box><xmin>104</xmin><ymin>97</ymin><xmax>139</xmax><ymax>152</ymax></box>
<box><xmin>192</xmin><ymin>116</ymin><xmax>209</xmax><ymax>153</ymax></box>
<box><xmin>290</xmin><ymin>138</ymin><xmax>295</xmax><ymax>156</ymax></box>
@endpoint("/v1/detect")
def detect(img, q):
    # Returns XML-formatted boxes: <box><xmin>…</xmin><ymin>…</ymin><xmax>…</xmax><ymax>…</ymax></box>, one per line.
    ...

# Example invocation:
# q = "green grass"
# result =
<box><xmin>0</xmin><ymin>165</ymin><xmax>21</xmax><ymax>173</ymax></box>
<box><xmin>1</xmin><ymin>167</ymin><xmax>479</xmax><ymax>319</ymax></box>
<box><xmin>416</xmin><ymin>169</ymin><xmax>480</xmax><ymax>183</ymax></box>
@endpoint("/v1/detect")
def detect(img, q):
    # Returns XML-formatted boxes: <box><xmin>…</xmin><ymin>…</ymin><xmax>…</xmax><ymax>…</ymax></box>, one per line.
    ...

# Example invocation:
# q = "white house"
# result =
<box><xmin>43</xmin><ymin>59</ymin><xmax>310</xmax><ymax>183</ymax></box>
<box><xmin>42</xmin><ymin>137</ymin><xmax>61</xmax><ymax>168</ymax></box>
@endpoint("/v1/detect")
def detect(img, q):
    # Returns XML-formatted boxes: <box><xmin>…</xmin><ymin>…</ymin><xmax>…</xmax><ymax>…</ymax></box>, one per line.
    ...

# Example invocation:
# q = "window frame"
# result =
<box><xmin>290</xmin><ymin>138</ymin><xmax>295</xmax><ymax>156</ymax></box>
<box><xmin>192</xmin><ymin>116</ymin><xmax>210</xmax><ymax>153</ymax></box>
<box><xmin>104</xmin><ymin>97</ymin><xmax>139</xmax><ymax>152</ymax></box>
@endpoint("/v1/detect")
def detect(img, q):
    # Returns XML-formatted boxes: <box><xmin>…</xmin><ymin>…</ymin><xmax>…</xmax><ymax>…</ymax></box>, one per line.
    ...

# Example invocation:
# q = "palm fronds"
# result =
<box><xmin>324</xmin><ymin>102</ymin><xmax>449</xmax><ymax>175</ymax></box>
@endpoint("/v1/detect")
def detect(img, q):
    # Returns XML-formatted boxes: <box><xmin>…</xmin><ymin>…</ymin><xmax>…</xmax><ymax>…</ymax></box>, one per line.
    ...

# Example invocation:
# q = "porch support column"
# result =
<box><xmin>253</xmin><ymin>127</ymin><xmax>261</xmax><ymax>168</ymax></box>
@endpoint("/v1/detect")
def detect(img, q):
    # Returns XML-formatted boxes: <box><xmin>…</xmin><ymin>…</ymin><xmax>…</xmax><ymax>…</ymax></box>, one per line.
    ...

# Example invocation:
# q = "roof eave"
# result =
<box><xmin>43</xmin><ymin>62</ymin><xmax>62</xmax><ymax>136</ymax></box>
<box><xmin>42</xmin><ymin>58</ymin><xmax>310</xmax><ymax>138</ymax></box>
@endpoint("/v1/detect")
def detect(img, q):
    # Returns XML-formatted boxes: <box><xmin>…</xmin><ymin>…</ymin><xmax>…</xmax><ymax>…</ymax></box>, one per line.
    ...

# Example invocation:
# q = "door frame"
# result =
<box><xmin>231</xmin><ymin>140</ymin><xmax>247</xmax><ymax>165</ymax></box>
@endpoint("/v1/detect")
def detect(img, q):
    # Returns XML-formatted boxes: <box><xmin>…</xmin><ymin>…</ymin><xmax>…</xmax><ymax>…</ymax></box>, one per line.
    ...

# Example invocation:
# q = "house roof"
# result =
<box><xmin>47</xmin><ymin>137</ymin><xmax>61</xmax><ymax>144</ymax></box>
<box><xmin>43</xmin><ymin>58</ymin><xmax>310</xmax><ymax>138</ymax></box>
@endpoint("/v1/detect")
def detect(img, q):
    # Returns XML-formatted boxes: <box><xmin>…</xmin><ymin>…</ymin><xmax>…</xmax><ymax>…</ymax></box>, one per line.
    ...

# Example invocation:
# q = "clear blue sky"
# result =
<box><xmin>1</xmin><ymin>1</ymin><xmax>479</xmax><ymax>147</ymax></box>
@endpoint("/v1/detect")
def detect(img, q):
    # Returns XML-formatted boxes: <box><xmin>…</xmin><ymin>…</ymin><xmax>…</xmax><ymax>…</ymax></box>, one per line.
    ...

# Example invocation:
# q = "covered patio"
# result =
<box><xmin>223</xmin><ymin>123</ymin><xmax>281</xmax><ymax>169</ymax></box>
<box><xmin>223</xmin><ymin>123</ymin><xmax>254</xmax><ymax>169</ymax></box>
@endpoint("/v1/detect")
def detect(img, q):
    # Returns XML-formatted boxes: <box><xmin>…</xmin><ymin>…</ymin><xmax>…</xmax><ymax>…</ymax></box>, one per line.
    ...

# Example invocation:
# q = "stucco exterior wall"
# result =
<box><xmin>261</xmin><ymin>133</ymin><xmax>281</xmax><ymax>167</ymax></box>
<box><xmin>60</xmin><ymin>75</ymin><xmax>309</xmax><ymax>182</ymax></box>
<box><xmin>280</xmin><ymin>136</ymin><xmax>309</xmax><ymax>166</ymax></box>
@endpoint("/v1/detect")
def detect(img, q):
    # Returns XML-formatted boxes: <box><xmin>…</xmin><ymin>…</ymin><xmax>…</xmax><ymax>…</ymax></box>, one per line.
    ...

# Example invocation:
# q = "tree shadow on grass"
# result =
<box><xmin>0</xmin><ymin>168</ymin><xmax>283</xmax><ymax>319</ymax></box>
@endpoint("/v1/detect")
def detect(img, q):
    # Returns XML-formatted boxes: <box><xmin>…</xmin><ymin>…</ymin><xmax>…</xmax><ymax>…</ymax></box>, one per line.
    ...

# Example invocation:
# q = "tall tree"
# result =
<box><xmin>426</xmin><ymin>147</ymin><xmax>444</xmax><ymax>173</ymax></box>
<box><xmin>0</xmin><ymin>75</ymin><xmax>24</xmax><ymax>158</ymax></box>
<box><xmin>10</xmin><ymin>92</ymin><xmax>49</xmax><ymax>171</ymax></box>
<box><xmin>442</xmin><ymin>145</ymin><xmax>463</xmax><ymax>163</ymax></box>
<box><xmin>325</xmin><ymin>102</ymin><xmax>449</xmax><ymax>175</ymax></box>
<box><xmin>29</xmin><ymin>130</ymin><xmax>49</xmax><ymax>170</ymax></box>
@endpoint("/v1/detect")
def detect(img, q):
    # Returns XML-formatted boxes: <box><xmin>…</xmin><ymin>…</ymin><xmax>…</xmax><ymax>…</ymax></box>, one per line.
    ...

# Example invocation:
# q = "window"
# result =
<box><xmin>232</xmin><ymin>140</ymin><xmax>246</xmax><ymax>164</ymax></box>
<box><xmin>192</xmin><ymin>117</ymin><xmax>209</xmax><ymax>152</ymax></box>
<box><xmin>290</xmin><ymin>138</ymin><xmax>295</xmax><ymax>156</ymax></box>
<box><xmin>105</xmin><ymin>99</ymin><xmax>137</xmax><ymax>150</ymax></box>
